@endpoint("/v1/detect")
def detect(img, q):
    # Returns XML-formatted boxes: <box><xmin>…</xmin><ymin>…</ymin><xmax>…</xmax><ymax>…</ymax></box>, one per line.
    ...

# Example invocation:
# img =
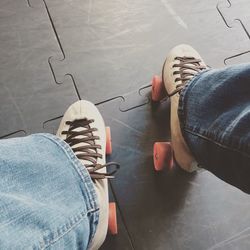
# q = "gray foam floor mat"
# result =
<box><xmin>1</xmin><ymin>0</ymin><xmax>250</xmax><ymax>249</ymax></box>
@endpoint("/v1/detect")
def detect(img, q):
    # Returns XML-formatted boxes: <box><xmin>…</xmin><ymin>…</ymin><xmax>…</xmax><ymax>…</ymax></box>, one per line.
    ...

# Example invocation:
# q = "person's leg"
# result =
<box><xmin>0</xmin><ymin>100</ymin><xmax>119</xmax><ymax>249</ymax></box>
<box><xmin>0</xmin><ymin>133</ymin><xmax>98</xmax><ymax>249</ymax></box>
<box><xmin>163</xmin><ymin>44</ymin><xmax>250</xmax><ymax>193</ymax></box>
<box><xmin>56</xmin><ymin>100</ymin><xmax>119</xmax><ymax>249</ymax></box>
<box><xmin>178</xmin><ymin>64</ymin><xmax>250</xmax><ymax>193</ymax></box>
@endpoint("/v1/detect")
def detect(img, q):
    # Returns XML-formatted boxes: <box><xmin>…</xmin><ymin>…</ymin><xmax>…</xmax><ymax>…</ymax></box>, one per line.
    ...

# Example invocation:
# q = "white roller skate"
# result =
<box><xmin>57</xmin><ymin>100</ymin><xmax>119</xmax><ymax>249</ymax></box>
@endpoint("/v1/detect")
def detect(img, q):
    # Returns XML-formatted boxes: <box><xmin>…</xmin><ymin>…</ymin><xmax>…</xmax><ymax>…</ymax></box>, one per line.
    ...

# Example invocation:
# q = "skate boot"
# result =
<box><xmin>152</xmin><ymin>44</ymin><xmax>207</xmax><ymax>172</ymax></box>
<box><xmin>56</xmin><ymin>100</ymin><xmax>119</xmax><ymax>249</ymax></box>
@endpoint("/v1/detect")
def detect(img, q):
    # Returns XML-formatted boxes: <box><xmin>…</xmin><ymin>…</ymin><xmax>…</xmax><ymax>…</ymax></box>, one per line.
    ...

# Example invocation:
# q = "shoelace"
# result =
<box><xmin>168</xmin><ymin>56</ymin><xmax>206</xmax><ymax>97</ymax></box>
<box><xmin>62</xmin><ymin>118</ymin><xmax>120</xmax><ymax>180</ymax></box>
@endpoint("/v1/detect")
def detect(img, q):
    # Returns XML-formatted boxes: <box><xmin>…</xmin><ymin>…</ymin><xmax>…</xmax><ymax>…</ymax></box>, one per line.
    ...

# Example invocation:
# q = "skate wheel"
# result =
<box><xmin>108</xmin><ymin>202</ymin><xmax>118</xmax><ymax>235</ymax></box>
<box><xmin>106</xmin><ymin>127</ymin><xmax>112</xmax><ymax>155</ymax></box>
<box><xmin>151</xmin><ymin>75</ymin><xmax>165</xmax><ymax>102</ymax></box>
<box><xmin>153</xmin><ymin>142</ymin><xmax>173</xmax><ymax>171</ymax></box>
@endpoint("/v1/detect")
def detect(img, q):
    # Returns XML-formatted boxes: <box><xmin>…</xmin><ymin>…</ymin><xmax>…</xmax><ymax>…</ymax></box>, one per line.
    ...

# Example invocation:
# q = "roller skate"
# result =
<box><xmin>56</xmin><ymin>100</ymin><xmax>120</xmax><ymax>249</ymax></box>
<box><xmin>152</xmin><ymin>44</ymin><xmax>207</xmax><ymax>172</ymax></box>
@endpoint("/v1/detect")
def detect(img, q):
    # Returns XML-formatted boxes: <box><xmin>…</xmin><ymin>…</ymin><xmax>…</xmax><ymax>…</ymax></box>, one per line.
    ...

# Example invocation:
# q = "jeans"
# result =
<box><xmin>179</xmin><ymin>63</ymin><xmax>250</xmax><ymax>193</ymax></box>
<box><xmin>0</xmin><ymin>64</ymin><xmax>250</xmax><ymax>249</ymax></box>
<box><xmin>0</xmin><ymin>134</ymin><xmax>99</xmax><ymax>249</ymax></box>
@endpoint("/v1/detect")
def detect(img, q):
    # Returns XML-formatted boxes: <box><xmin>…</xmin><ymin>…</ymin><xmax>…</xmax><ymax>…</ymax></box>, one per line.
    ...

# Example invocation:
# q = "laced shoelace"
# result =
<box><xmin>62</xmin><ymin>118</ymin><xmax>120</xmax><ymax>180</ymax></box>
<box><xmin>168</xmin><ymin>56</ymin><xmax>206</xmax><ymax>97</ymax></box>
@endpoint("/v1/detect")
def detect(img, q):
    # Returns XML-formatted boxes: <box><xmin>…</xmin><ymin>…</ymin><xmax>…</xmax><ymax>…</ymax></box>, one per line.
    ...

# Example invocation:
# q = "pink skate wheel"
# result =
<box><xmin>106</xmin><ymin>127</ymin><xmax>112</xmax><ymax>155</ymax></box>
<box><xmin>151</xmin><ymin>75</ymin><xmax>165</xmax><ymax>102</ymax></box>
<box><xmin>108</xmin><ymin>202</ymin><xmax>118</xmax><ymax>235</ymax></box>
<box><xmin>153</xmin><ymin>142</ymin><xmax>173</xmax><ymax>171</ymax></box>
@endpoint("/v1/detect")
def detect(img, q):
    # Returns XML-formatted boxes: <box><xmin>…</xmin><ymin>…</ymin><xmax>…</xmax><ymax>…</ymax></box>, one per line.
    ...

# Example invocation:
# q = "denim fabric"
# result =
<box><xmin>0</xmin><ymin>134</ymin><xmax>99</xmax><ymax>249</ymax></box>
<box><xmin>178</xmin><ymin>64</ymin><xmax>250</xmax><ymax>193</ymax></box>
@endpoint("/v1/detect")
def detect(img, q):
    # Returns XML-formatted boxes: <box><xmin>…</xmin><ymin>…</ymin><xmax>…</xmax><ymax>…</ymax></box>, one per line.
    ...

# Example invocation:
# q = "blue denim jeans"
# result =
<box><xmin>179</xmin><ymin>63</ymin><xmax>250</xmax><ymax>193</ymax></box>
<box><xmin>0</xmin><ymin>134</ymin><xmax>99</xmax><ymax>249</ymax></box>
<box><xmin>0</xmin><ymin>64</ymin><xmax>250</xmax><ymax>249</ymax></box>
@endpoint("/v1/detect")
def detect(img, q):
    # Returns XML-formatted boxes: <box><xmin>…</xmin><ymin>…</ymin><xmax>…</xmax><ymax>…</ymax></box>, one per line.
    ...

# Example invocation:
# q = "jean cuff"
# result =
<box><xmin>178</xmin><ymin>69</ymin><xmax>211</xmax><ymax>133</ymax></box>
<box><xmin>33</xmin><ymin>133</ymin><xmax>100</xmax><ymax>245</ymax></box>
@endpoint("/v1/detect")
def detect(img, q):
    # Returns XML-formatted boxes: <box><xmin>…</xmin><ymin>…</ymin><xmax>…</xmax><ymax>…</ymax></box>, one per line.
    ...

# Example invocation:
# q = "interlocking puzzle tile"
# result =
<box><xmin>0</xmin><ymin>0</ymin><xmax>79</xmax><ymax>137</ymax></box>
<box><xmin>164</xmin><ymin>0</ymin><xmax>250</xmax><ymax>66</ymax></box>
<box><xmin>119</xmin><ymin>84</ymin><xmax>151</xmax><ymax>112</ymax></box>
<box><xmin>0</xmin><ymin>85</ymin><xmax>26</xmax><ymax>137</ymax></box>
<box><xmin>2</xmin><ymin>0</ymin><xmax>250</xmax><ymax>248</ymax></box>
<box><xmin>0</xmin><ymin>0</ymin><xmax>29</xmax><ymax>14</ymax></box>
<box><xmin>43</xmin><ymin>81</ymin><xmax>151</xmax><ymax>134</ymax></box>
<box><xmin>0</xmin><ymin>130</ymin><xmax>26</xmax><ymax>140</ymax></box>
<box><xmin>29</xmin><ymin>0</ymin><xmax>250</xmax><ymax>105</ymax></box>
<box><xmin>217</xmin><ymin>0</ymin><xmax>250</xmax><ymax>38</ymax></box>
<box><xmin>224</xmin><ymin>50</ymin><xmax>250</xmax><ymax>65</ymax></box>
<box><xmin>43</xmin><ymin>80</ymin><xmax>152</xmax><ymax>132</ymax></box>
